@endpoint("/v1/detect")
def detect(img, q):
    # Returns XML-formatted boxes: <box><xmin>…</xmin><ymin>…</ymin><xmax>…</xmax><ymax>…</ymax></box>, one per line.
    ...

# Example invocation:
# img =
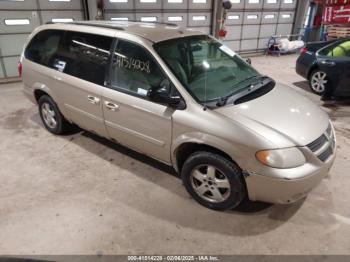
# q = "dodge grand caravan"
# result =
<box><xmin>21</xmin><ymin>21</ymin><xmax>336</xmax><ymax>210</ymax></box>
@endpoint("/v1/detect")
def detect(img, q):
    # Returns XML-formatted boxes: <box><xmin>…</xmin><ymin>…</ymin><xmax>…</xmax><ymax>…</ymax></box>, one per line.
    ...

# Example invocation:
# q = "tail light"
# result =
<box><xmin>18</xmin><ymin>61</ymin><xmax>22</xmax><ymax>77</ymax></box>
<box><xmin>300</xmin><ymin>47</ymin><xmax>308</xmax><ymax>54</ymax></box>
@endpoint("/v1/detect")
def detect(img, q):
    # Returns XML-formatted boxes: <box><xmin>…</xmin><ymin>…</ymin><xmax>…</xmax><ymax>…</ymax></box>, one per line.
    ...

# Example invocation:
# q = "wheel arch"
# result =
<box><xmin>34</xmin><ymin>89</ymin><xmax>50</xmax><ymax>103</ymax></box>
<box><xmin>31</xmin><ymin>82</ymin><xmax>57</xmax><ymax>104</ymax></box>
<box><xmin>33</xmin><ymin>86</ymin><xmax>71</xmax><ymax>123</ymax></box>
<box><xmin>171</xmin><ymin>133</ymin><xmax>244</xmax><ymax>174</ymax></box>
<box><xmin>307</xmin><ymin>64</ymin><xmax>319</xmax><ymax>80</ymax></box>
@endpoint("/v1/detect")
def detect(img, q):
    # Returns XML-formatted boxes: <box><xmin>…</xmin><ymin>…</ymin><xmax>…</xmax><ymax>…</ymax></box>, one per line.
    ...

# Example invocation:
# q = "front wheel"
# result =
<box><xmin>181</xmin><ymin>151</ymin><xmax>246</xmax><ymax>210</ymax></box>
<box><xmin>309</xmin><ymin>69</ymin><xmax>329</xmax><ymax>95</ymax></box>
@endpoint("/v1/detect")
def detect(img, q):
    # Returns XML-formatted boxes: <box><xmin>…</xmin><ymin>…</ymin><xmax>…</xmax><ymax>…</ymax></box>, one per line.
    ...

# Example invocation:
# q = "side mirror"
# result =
<box><xmin>245</xmin><ymin>57</ymin><xmax>252</xmax><ymax>65</ymax></box>
<box><xmin>149</xmin><ymin>80</ymin><xmax>184</xmax><ymax>109</ymax></box>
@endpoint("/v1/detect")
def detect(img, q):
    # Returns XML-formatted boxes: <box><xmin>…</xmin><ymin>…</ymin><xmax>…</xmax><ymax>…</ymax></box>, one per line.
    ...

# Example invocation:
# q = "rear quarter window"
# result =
<box><xmin>25</xmin><ymin>29</ymin><xmax>64</xmax><ymax>68</ymax></box>
<box><xmin>25</xmin><ymin>29</ymin><xmax>113</xmax><ymax>86</ymax></box>
<box><xmin>319</xmin><ymin>40</ymin><xmax>350</xmax><ymax>58</ymax></box>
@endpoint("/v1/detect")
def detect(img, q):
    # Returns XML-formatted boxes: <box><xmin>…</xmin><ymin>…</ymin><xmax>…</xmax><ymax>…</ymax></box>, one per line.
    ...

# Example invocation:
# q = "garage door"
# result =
<box><xmin>0</xmin><ymin>0</ymin><xmax>84</xmax><ymax>79</ymax></box>
<box><xmin>104</xmin><ymin>0</ymin><xmax>213</xmax><ymax>35</ymax></box>
<box><xmin>224</xmin><ymin>0</ymin><xmax>298</xmax><ymax>53</ymax></box>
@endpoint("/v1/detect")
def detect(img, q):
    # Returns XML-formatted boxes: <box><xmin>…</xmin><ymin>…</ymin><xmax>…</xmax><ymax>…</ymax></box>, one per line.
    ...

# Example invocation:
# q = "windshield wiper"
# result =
<box><xmin>227</xmin><ymin>76</ymin><xmax>273</xmax><ymax>105</ymax></box>
<box><xmin>216</xmin><ymin>75</ymin><xmax>270</xmax><ymax>107</ymax></box>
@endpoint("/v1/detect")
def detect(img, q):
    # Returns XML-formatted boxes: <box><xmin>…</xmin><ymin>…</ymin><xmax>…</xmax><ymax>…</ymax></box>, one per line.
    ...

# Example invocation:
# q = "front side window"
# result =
<box><xmin>25</xmin><ymin>29</ymin><xmax>64</xmax><ymax>68</ymax></box>
<box><xmin>111</xmin><ymin>40</ymin><xmax>168</xmax><ymax>97</ymax></box>
<box><xmin>154</xmin><ymin>35</ymin><xmax>260</xmax><ymax>103</ymax></box>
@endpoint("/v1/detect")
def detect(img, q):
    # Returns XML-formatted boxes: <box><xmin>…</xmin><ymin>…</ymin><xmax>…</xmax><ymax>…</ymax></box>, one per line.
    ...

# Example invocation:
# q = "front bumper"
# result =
<box><xmin>244</xmin><ymin>150</ymin><xmax>336</xmax><ymax>204</ymax></box>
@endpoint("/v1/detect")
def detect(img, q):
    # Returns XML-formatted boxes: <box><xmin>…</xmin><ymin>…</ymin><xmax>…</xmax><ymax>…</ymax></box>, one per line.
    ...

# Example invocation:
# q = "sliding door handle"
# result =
<box><xmin>104</xmin><ymin>101</ymin><xmax>119</xmax><ymax>111</ymax></box>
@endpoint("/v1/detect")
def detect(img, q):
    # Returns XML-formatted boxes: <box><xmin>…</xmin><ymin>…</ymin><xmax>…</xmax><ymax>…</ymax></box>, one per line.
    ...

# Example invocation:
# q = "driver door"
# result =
<box><xmin>102</xmin><ymin>39</ymin><xmax>173</xmax><ymax>163</ymax></box>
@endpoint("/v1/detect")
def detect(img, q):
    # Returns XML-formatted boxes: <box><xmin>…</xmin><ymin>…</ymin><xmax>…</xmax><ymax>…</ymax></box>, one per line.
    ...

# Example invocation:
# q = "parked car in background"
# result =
<box><xmin>296</xmin><ymin>38</ymin><xmax>350</xmax><ymax>98</ymax></box>
<box><xmin>21</xmin><ymin>21</ymin><xmax>336</xmax><ymax>210</ymax></box>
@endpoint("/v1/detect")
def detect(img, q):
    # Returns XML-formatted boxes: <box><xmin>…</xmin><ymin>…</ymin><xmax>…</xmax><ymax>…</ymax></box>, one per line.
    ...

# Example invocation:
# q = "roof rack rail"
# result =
<box><xmin>46</xmin><ymin>20</ymin><xmax>179</xmax><ymax>31</ymax></box>
<box><xmin>72</xmin><ymin>22</ymin><xmax>126</xmax><ymax>30</ymax></box>
<box><xmin>46</xmin><ymin>21</ymin><xmax>125</xmax><ymax>31</ymax></box>
<box><xmin>123</xmin><ymin>20</ymin><xmax>178</xmax><ymax>27</ymax></box>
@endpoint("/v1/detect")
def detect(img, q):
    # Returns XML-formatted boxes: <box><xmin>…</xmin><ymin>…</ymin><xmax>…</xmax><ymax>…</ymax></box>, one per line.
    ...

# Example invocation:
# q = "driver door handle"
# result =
<box><xmin>104</xmin><ymin>101</ymin><xmax>119</xmax><ymax>111</ymax></box>
<box><xmin>87</xmin><ymin>95</ymin><xmax>100</xmax><ymax>105</ymax></box>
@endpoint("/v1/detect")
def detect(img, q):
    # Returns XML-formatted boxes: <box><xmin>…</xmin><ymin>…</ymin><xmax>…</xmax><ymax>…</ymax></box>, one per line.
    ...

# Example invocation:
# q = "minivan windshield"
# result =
<box><xmin>154</xmin><ymin>35</ymin><xmax>261</xmax><ymax>103</ymax></box>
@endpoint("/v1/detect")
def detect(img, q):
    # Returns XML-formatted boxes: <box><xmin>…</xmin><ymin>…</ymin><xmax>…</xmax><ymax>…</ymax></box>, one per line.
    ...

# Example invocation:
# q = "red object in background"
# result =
<box><xmin>18</xmin><ymin>62</ymin><xmax>22</xmax><ymax>77</ymax></box>
<box><xmin>218</xmin><ymin>29</ymin><xmax>227</xmax><ymax>38</ymax></box>
<box><xmin>323</xmin><ymin>4</ymin><xmax>350</xmax><ymax>24</ymax></box>
<box><xmin>326</xmin><ymin>0</ymin><xmax>350</xmax><ymax>5</ymax></box>
<box><xmin>314</xmin><ymin>14</ymin><xmax>322</xmax><ymax>26</ymax></box>
<box><xmin>300</xmin><ymin>47</ymin><xmax>308</xmax><ymax>54</ymax></box>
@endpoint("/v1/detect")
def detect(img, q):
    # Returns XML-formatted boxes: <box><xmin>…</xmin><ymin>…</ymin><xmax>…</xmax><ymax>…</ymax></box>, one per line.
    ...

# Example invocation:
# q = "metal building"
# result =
<box><xmin>0</xmin><ymin>1</ymin><xmax>84</xmax><ymax>79</ymax></box>
<box><xmin>0</xmin><ymin>0</ymin><xmax>303</xmax><ymax>80</ymax></box>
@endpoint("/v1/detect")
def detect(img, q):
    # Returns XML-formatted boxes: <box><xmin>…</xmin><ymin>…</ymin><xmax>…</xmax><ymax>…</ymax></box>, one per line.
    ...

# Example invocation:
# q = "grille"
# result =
<box><xmin>307</xmin><ymin>123</ymin><xmax>335</xmax><ymax>162</ymax></box>
<box><xmin>318</xmin><ymin>146</ymin><xmax>333</xmax><ymax>162</ymax></box>
<box><xmin>307</xmin><ymin>134</ymin><xmax>328</xmax><ymax>152</ymax></box>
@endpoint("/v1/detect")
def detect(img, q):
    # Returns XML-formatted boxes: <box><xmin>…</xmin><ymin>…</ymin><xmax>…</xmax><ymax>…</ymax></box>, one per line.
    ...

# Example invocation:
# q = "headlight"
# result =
<box><xmin>256</xmin><ymin>147</ymin><xmax>306</xmax><ymax>169</ymax></box>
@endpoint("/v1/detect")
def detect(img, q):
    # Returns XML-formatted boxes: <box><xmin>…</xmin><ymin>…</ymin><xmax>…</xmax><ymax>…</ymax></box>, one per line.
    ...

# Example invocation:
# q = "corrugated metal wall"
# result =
<box><xmin>0</xmin><ymin>0</ymin><xmax>84</xmax><ymax>79</ymax></box>
<box><xmin>103</xmin><ymin>0</ymin><xmax>213</xmax><ymax>35</ymax></box>
<box><xmin>0</xmin><ymin>0</ymin><xmax>299</xmax><ymax>79</ymax></box>
<box><xmin>224</xmin><ymin>0</ymin><xmax>298</xmax><ymax>53</ymax></box>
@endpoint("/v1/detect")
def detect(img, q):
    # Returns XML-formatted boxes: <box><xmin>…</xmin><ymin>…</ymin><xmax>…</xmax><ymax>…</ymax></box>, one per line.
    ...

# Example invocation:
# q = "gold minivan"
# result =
<box><xmin>21</xmin><ymin>21</ymin><xmax>336</xmax><ymax>210</ymax></box>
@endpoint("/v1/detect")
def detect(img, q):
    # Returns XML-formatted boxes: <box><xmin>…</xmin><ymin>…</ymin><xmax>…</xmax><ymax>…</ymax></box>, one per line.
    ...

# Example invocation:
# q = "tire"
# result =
<box><xmin>181</xmin><ymin>151</ymin><xmax>246</xmax><ymax>211</ymax></box>
<box><xmin>309</xmin><ymin>69</ymin><xmax>330</xmax><ymax>95</ymax></box>
<box><xmin>38</xmin><ymin>95</ymin><xmax>71</xmax><ymax>135</ymax></box>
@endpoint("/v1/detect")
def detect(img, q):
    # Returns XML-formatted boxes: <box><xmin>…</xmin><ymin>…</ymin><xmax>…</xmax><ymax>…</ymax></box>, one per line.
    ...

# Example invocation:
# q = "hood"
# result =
<box><xmin>215</xmin><ymin>84</ymin><xmax>329</xmax><ymax>147</ymax></box>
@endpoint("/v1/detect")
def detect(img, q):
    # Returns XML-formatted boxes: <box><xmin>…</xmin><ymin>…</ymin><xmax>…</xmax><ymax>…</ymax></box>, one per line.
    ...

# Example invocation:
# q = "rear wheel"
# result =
<box><xmin>38</xmin><ymin>95</ymin><xmax>72</xmax><ymax>135</ymax></box>
<box><xmin>181</xmin><ymin>151</ymin><xmax>246</xmax><ymax>210</ymax></box>
<box><xmin>309</xmin><ymin>69</ymin><xmax>329</xmax><ymax>95</ymax></box>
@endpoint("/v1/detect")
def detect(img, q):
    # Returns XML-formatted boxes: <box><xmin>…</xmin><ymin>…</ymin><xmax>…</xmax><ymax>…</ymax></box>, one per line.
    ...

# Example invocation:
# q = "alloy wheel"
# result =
<box><xmin>190</xmin><ymin>165</ymin><xmax>231</xmax><ymax>203</ymax></box>
<box><xmin>41</xmin><ymin>102</ymin><xmax>57</xmax><ymax>129</ymax></box>
<box><xmin>311</xmin><ymin>71</ymin><xmax>328</xmax><ymax>93</ymax></box>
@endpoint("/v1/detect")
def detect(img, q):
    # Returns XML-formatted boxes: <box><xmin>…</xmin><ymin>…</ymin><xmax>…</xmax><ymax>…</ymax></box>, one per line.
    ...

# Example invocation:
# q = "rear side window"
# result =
<box><xmin>319</xmin><ymin>40</ymin><xmax>350</xmax><ymax>58</ymax></box>
<box><xmin>59</xmin><ymin>31</ymin><xmax>113</xmax><ymax>85</ymax></box>
<box><xmin>25</xmin><ymin>30</ymin><xmax>113</xmax><ymax>86</ymax></box>
<box><xmin>25</xmin><ymin>30</ymin><xmax>64</xmax><ymax>68</ymax></box>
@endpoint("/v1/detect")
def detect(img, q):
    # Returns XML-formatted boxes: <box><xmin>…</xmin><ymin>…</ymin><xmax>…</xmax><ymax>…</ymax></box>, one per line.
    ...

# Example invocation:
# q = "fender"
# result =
<box><xmin>171</xmin><ymin>131</ymin><xmax>250</xmax><ymax>172</ymax></box>
<box><xmin>307</xmin><ymin>60</ymin><xmax>319</xmax><ymax>80</ymax></box>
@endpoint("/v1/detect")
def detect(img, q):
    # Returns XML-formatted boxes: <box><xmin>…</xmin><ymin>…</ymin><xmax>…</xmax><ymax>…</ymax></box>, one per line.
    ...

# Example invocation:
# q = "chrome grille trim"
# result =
<box><xmin>326</xmin><ymin>124</ymin><xmax>332</xmax><ymax>137</ymax></box>
<box><xmin>307</xmin><ymin>123</ymin><xmax>335</xmax><ymax>162</ymax></box>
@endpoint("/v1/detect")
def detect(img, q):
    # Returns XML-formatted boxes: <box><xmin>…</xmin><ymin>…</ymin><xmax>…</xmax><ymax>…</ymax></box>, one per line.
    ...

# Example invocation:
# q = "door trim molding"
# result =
<box><xmin>105</xmin><ymin>120</ymin><xmax>165</xmax><ymax>147</ymax></box>
<box><xmin>64</xmin><ymin>103</ymin><xmax>103</xmax><ymax>123</ymax></box>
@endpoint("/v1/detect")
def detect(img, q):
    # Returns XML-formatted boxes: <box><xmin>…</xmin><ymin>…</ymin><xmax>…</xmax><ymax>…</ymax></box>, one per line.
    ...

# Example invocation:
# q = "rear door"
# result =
<box><xmin>54</xmin><ymin>31</ymin><xmax>113</xmax><ymax>136</ymax></box>
<box><xmin>318</xmin><ymin>39</ymin><xmax>350</xmax><ymax>97</ymax></box>
<box><xmin>102</xmin><ymin>39</ymin><xmax>173</xmax><ymax>163</ymax></box>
